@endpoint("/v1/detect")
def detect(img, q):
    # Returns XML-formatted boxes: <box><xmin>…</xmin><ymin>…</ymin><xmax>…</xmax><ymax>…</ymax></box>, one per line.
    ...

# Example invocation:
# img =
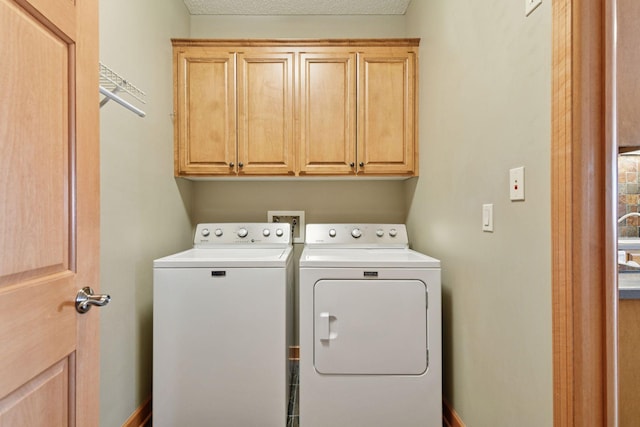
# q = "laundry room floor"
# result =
<box><xmin>288</xmin><ymin>361</ymin><xmax>299</xmax><ymax>427</ymax></box>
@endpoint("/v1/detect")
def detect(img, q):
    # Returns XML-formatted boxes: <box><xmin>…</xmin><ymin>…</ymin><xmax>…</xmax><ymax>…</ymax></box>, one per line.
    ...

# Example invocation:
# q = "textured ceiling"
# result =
<box><xmin>183</xmin><ymin>0</ymin><xmax>412</xmax><ymax>15</ymax></box>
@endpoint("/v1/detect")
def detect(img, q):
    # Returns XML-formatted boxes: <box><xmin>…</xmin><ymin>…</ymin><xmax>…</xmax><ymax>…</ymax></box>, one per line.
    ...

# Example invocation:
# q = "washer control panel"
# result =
<box><xmin>194</xmin><ymin>223</ymin><xmax>291</xmax><ymax>246</ymax></box>
<box><xmin>305</xmin><ymin>224</ymin><xmax>409</xmax><ymax>247</ymax></box>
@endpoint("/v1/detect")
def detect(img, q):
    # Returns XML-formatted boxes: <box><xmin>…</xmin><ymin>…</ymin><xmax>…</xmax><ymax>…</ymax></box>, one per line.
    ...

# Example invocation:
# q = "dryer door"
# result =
<box><xmin>313</xmin><ymin>279</ymin><xmax>427</xmax><ymax>375</ymax></box>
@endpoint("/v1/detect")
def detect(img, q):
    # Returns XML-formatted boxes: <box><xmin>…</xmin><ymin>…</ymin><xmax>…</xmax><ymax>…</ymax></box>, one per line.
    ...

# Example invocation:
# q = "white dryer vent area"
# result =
<box><xmin>183</xmin><ymin>0</ymin><xmax>411</xmax><ymax>15</ymax></box>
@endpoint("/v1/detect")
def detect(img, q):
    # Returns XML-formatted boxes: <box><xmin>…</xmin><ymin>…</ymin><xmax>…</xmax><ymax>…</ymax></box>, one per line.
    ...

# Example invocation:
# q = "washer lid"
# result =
<box><xmin>154</xmin><ymin>247</ymin><xmax>293</xmax><ymax>268</ymax></box>
<box><xmin>299</xmin><ymin>247</ymin><xmax>440</xmax><ymax>268</ymax></box>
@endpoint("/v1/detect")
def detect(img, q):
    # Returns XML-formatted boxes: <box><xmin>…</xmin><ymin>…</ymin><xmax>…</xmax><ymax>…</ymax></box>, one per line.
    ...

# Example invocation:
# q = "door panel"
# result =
<box><xmin>314</xmin><ymin>279</ymin><xmax>427</xmax><ymax>375</ymax></box>
<box><xmin>175</xmin><ymin>49</ymin><xmax>236</xmax><ymax>175</ymax></box>
<box><xmin>237</xmin><ymin>51</ymin><xmax>295</xmax><ymax>175</ymax></box>
<box><xmin>0</xmin><ymin>358</ymin><xmax>70</xmax><ymax>426</ymax></box>
<box><xmin>358</xmin><ymin>51</ymin><xmax>416</xmax><ymax>175</ymax></box>
<box><xmin>0</xmin><ymin>0</ymin><xmax>100</xmax><ymax>425</ymax></box>
<box><xmin>299</xmin><ymin>52</ymin><xmax>357</xmax><ymax>175</ymax></box>
<box><xmin>0</xmin><ymin>0</ymin><xmax>71</xmax><ymax>287</ymax></box>
<box><xmin>0</xmin><ymin>275</ymin><xmax>76</xmax><ymax>399</ymax></box>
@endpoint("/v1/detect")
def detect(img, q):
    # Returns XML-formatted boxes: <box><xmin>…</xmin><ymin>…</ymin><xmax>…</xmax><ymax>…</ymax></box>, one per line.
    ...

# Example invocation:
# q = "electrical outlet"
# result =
<box><xmin>267</xmin><ymin>211</ymin><xmax>305</xmax><ymax>243</ymax></box>
<box><xmin>525</xmin><ymin>0</ymin><xmax>542</xmax><ymax>16</ymax></box>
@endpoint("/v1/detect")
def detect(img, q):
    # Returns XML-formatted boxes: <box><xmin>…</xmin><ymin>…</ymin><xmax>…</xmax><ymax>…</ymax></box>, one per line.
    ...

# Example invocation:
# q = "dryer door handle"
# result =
<box><xmin>319</xmin><ymin>312</ymin><xmax>331</xmax><ymax>341</ymax></box>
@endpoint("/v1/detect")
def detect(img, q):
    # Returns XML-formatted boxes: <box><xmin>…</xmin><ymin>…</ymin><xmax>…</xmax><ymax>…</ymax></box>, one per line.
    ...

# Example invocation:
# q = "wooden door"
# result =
<box><xmin>0</xmin><ymin>0</ymin><xmax>100</xmax><ymax>425</ymax></box>
<box><xmin>298</xmin><ymin>50</ymin><xmax>357</xmax><ymax>176</ymax></box>
<box><xmin>174</xmin><ymin>46</ymin><xmax>237</xmax><ymax>176</ymax></box>
<box><xmin>237</xmin><ymin>49</ymin><xmax>295</xmax><ymax>176</ymax></box>
<box><xmin>357</xmin><ymin>49</ymin><xmax>417</xmax><ymax>176</ymax></box>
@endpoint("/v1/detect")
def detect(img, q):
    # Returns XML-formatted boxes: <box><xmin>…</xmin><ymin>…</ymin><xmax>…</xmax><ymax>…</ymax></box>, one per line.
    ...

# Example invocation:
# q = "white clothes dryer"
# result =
<box><xmin>299</xmin><ymin>224</ymin><xmax>441</xmax><ymax>427</ymax></box>
<box><xmin>153</xmin><ymin>223</ymin><xmax>294</xmax><ymax>427</ymax></box>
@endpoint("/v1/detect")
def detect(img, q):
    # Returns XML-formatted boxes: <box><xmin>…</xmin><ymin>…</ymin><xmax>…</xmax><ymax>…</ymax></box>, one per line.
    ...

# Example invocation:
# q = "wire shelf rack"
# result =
<box><xmin>99</xmin><ymin>62</ymin><xmax>146</xmax><ymax>117</ymax></box>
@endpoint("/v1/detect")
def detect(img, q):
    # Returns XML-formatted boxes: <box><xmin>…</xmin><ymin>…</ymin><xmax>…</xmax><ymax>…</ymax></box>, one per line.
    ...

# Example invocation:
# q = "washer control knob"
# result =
<box><xmin>329</xmin><ymin>229</ymin><xmax>337</xmax><ymax>238</ymax></box>
<box><xmin>201</xmin><ymin>228</ymin><xmax>210</xmax><ymax>237</ymax></box>
<box><xmin>351</xmin><ymin>228</ymin><xmax>362</xmax><ymax>239</ymax></box>
<box><xmin>214</xmin><ymin>228</ymin><xmax>223</xmax><ymax>237</ymax></box>
<box><xmin>275</xmin><ymin>228</ymin><xmax>284</xmax><ymax>237</ymax></box>
<box><xmin>389</xmin><ymin>228</ymin><xmax>398</xmax><ymax>237</ymax></box>
<box><xmin>263</xmin><ymin>229</ymin><xmax>271</xmax><ymax>237</ymax></box>
<box><xmin>376</xmin><ymin>229</ymin><xmax>384</xmax><ymax>237</ymax></box>
<box><xmin>237</xmin><ymin>228</ymin><xmax>248</xmax><ymax>238</ymax></box>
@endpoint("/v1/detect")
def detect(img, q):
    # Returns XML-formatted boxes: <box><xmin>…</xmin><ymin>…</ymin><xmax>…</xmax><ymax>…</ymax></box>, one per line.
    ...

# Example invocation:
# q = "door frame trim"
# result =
<box><xmin>75</xmin><ymin>0</ymin><xmax>101</xmax><ymax>424</ymax></box>
<box><xmin>551</xmin><ymin>0</ymin><xmax>618</xmax><ymax>425</ymax></box>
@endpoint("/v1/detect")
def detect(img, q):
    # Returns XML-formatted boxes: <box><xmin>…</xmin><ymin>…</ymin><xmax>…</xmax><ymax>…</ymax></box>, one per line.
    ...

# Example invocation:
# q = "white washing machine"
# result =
<box><xmin>153</xmin><ymin>223</ymin><xmax>294</xmax><ymax>427</ymax></box>
<box><xmin>299</xmin><ymin>224</ymin><xmax>442</xmax><ymax>427</ymax></box>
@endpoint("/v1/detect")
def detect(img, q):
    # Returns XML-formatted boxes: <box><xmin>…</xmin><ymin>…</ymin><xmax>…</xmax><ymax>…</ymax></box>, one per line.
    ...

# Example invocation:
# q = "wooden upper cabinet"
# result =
<box><xmin>299</xmin><ymin>51</ymin><xmax>357</xmax><ymax>175</ymax></box>
<box><xmin>172</xmin><ymin>39</ymin><xmax>419</xmax><ymax>178</ymax></box>
<box><xmin>174</xmin><ymin>47</ymin><xmax>236</xmax><ymax>176</ymax></box>
<box><xmin>358</xmin><ymin>49</ymin><xmax>417</xmax><ymax>175</ymax></box>
<box><xmin>237</xmin><ymin>50</ymin><xmax>295</xmax><ymax>175</ymax></box>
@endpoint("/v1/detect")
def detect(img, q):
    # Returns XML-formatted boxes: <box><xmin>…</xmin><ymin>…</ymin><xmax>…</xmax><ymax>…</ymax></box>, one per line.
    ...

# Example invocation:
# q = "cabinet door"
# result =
<box><xmin>299</xmin><ymin>51</ymin><xmax>357</xmax><ymax>175</ymax></box>
<box><xmin>357</xmin><ymin>49</ymin><xmax>417</xmax><ymax>175</ymax></box>
<box><xmin>237</xmin><ymin>51</ymin><xmax>295</xmax><ymax>175</ymax></box>
<box><xmin>174</xmin><ymin>48</ymin><xmax>236</xmax><ymax>176</ymax></box>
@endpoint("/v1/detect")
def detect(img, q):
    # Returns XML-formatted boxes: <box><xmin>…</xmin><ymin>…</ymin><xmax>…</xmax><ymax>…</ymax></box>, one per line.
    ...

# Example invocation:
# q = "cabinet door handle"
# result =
<box><xmin>359</xmin><ymin>162</ymin><xmax>364</xmax><ymax>167</ymax></box>
<box><xmin>229</xmin><ymin>162</ymin><xmax>234</xmax><ymax>168</ymax></box>
<box><xmin>350</xmin><ymin>162</ymin><xmax>355</xmax><ymax>167</ymax></box>
<box><xmin>238</xmin><ymin>162</ymin><xmax>244</xmax><ymax>168</ymax></box>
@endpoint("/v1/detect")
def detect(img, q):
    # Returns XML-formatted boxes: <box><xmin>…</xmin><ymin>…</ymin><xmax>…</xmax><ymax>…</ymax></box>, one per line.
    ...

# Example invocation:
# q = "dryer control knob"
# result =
<box><xmin>201</xmin><ymin>228</ymin><xmax>210</xmax><ymax>237</ymax></box>
<box><xmin>237</xmin><ymin>228</ymin><xmax>248</xmax><ymax>238</ymax></box>
<box><xmin>376</xmin><ymin>229</ymin><xmax>384</xmax><ymax>237</ymax></box>
<box><xmin>263</xmin><ymin>229</ymin><xmax>271</xmax><ymax>237</ymax></box>
<box><xmin>214</xmin><ymin>228</ymin><xmax>223</xmax><ymax>237</ymax></box>
<box><xmin>276</xmin><ymin>228</ymin><xmax>284</xmax><ymax>237</ymax></box>
<box><xmin>351</xmin><ymin>228</ymin><xmax>362</xmax><ymax>239</ymax></box>
<box><xmin>329</xmin><ymin>229</ymin><xmax>337</xmax><ymax>238</ymax></box>
<box><xmin>389</xmin><ymin>228</ymin><xmax>398</xmax><ymax>237</ymax></box>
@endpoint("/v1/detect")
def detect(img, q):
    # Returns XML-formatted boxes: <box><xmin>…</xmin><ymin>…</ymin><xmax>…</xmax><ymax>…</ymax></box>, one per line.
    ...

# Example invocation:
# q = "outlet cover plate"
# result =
<box><xmin>510</xmin><ymin>167</ymin><xmax>525</xmax><ymax>201</ymax></box>
<box><xmin>267</xmin><ymin>210</ymin><xmax>305</xmax><ymax>243</ymax></box>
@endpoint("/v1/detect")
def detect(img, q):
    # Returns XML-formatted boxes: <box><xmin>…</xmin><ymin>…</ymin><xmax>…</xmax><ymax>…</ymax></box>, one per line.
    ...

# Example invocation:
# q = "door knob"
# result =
<box><xmin>75</xmin><ymin>287</ymin><xmax>111</xmax><ymax>313</ymax></box>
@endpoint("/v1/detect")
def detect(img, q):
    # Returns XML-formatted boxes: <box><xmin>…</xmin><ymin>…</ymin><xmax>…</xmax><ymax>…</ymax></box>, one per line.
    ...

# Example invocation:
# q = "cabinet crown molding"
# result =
<box><xmin>171</xmin><ymin>38</ymin><xmax>420</xmax><ymax>48</ymax></box>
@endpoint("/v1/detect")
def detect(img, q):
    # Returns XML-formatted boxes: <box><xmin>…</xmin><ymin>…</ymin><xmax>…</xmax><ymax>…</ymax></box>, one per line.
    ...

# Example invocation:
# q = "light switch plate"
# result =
<box><xmin>525</xmin><ymin>0</ymin><xmax>542</xmax><ymax>16</ymax></box>
<box><xmin>510</xmin><ymin>167</ymin><xmax>525</xmax><ymax>201</ymax></box>
<box><xmin>482</xmin><ymin>204</ymin><xmax>494</xmax><ymax>232</ymax></box>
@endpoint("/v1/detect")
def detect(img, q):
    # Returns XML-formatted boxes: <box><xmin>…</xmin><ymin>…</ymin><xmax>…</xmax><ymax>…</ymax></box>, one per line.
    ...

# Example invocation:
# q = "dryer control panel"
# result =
<box><xmin>194</xmin><ymin>223</ymin><xmax>291</xmax><ymax>247</ymax></box>
<box><xmin>305</xmin><ymin>224</ymin><xmax>409</xmax><ymax>248</ymax></box>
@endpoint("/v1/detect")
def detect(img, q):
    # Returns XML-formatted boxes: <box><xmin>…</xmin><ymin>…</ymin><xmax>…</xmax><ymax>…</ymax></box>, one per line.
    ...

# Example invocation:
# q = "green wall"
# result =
<box><xmin>405</xmin><ymin>1</ymin><xmax>553</xmax><ymax>425</ymax></box>
<box><xmin>99</xmin><ymin>1</ymin><xmax>191</xmax><ymax>426</ymax></box>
